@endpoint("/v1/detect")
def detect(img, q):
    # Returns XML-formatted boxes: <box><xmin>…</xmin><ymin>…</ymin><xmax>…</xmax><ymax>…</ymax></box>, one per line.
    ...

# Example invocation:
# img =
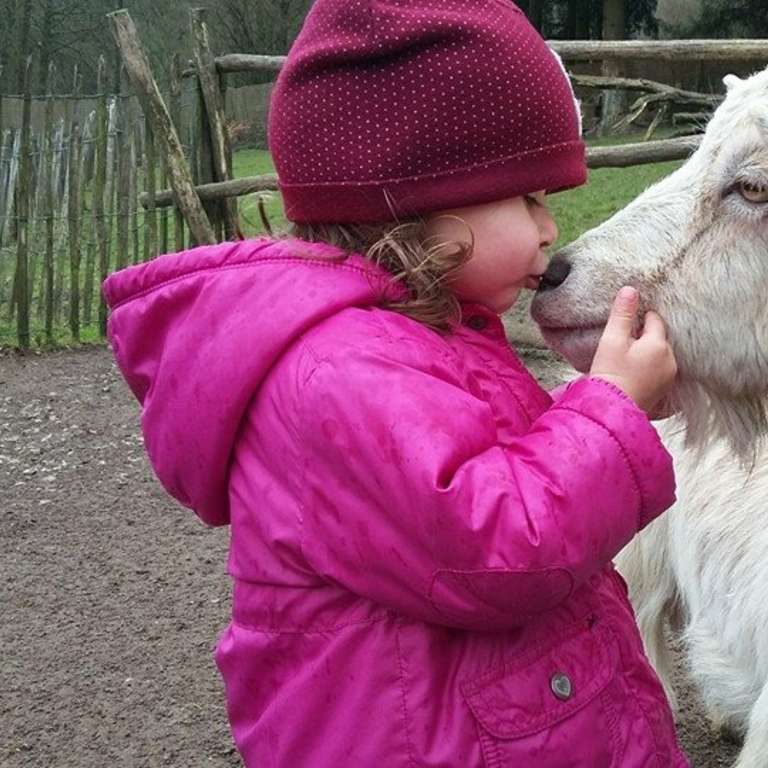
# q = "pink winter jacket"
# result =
<box><xmin>104</xmin><ymin>237</ymin><xmax>689</xmax><ymax>768</ymax></box>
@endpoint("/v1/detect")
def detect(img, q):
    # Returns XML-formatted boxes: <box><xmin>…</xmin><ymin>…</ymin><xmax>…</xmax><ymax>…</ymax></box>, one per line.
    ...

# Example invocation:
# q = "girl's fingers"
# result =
<box><xmin>640</xmin><ymin>311</ymin><xmax>667</xmax><ymax>340</ymax></box>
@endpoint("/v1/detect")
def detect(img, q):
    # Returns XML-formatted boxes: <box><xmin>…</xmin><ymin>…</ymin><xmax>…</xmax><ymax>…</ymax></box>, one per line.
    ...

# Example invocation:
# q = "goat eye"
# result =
<box><xmin>738</xmin><ymin>180</ymin><xmax>768</xmax><ymax>203</ymax></box>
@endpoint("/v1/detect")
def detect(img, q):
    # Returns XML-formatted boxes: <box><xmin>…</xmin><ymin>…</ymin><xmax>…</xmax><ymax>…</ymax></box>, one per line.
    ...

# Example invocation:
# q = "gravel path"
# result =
<box><xmin>1</xmin><ymin>345</ymin><xmax>739</xmax><ymax>767</ymax></box>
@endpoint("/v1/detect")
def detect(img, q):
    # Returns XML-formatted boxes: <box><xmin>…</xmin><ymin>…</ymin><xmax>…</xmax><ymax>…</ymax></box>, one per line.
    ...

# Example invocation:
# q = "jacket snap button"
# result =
<box><xmin>466</xmin><ymin>315</ymin><xmax>487</xmax><ymax>331</ymax></box>
<box><xmin>550</xmin><ymin>672</ymin><xmax>572</xmax><ymax>701</ymax></box>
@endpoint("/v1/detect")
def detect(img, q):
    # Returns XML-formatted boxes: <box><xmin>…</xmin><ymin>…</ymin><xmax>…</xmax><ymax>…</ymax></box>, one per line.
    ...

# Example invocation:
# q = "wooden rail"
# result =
<box><xmin>587</xmin><ymin>135</ymin><xmax>701</xmax><ymax>167</ymax></box>
<box><xmin>143</xmin><ymin>174</ymin><xmax>279</xmax><ymax>208</ymax></box>
<box><xmin>193</xmin><ymin>40</ymin><xmax>768</xmax><ymax>76</ymax></box>
<box><xmin>216</xmin><ymin>54</ymin><xmax>285</xmax><ymax>74</ymax></box>
<box><xmin>552</xmin><ymin>39</ymin><xmax>768</xmax><ymax>61</ymax></box>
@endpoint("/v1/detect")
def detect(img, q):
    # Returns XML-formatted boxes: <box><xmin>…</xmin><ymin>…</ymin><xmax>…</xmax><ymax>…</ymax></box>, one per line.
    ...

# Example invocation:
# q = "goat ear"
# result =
<box><xmin>723</xmin><ymin>74</ymin><xmax>743</xmax><ymax>92</ymax></box>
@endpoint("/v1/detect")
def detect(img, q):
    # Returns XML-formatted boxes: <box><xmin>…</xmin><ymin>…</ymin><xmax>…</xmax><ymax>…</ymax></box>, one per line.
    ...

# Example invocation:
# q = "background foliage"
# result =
<box><xmin>3</xmin><ymin>0</ymin><xmax>766</xmax><ymax>97</ymax></box>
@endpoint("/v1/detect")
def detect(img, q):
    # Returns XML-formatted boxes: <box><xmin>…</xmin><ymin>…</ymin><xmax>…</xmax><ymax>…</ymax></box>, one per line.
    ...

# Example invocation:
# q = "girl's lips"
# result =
<box><xmin>524</xmin><ymin>275</ymin><xmax>544</xmax><ymax>290</ymax></box>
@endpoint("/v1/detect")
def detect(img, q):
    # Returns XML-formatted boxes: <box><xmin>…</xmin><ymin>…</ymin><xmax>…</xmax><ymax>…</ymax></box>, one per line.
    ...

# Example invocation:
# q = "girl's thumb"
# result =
<box><xmin>604</xmin><ymin>286</ymin><xmax>639</xmax><ymax>340</ymax></box>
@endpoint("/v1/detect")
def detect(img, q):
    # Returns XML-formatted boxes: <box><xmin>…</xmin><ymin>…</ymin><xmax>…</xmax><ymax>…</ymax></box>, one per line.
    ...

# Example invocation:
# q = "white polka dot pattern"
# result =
<box><xmin>269</xmin><ymin>0</ymin><xmax>586</xmax><ymax>222</ymax></box>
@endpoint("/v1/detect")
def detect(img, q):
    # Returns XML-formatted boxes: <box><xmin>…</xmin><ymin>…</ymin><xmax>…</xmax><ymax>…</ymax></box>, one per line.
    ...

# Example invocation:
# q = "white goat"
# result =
<box><xmin>531</xmin><ymin>68</ymin><xmax>768</xmax><ymax>768</ymax></box>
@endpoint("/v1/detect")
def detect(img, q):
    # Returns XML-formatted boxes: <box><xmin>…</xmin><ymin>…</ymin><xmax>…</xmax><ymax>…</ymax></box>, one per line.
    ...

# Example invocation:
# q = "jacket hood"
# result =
<box><xmin>103</xmin><ymin>237</ymin><xmax>405</xmax><ymax>526</ymax></box>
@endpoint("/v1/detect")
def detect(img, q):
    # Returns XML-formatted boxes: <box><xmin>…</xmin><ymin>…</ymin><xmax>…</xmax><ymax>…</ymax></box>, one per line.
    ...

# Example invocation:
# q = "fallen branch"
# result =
<box><xmin>632</xmin><ymin>90</ymin><xmax>718</xmax><ymax>112</ymax></box>
<box><xmin>672</xmin><ymin>111</ymin><xmax>712</xmax><ymax>125</ymax></box>
<box><xmin>613</xmin><ymin>97</ymin><xmax>653</xmax><ymax>133</ymax></box>
<box><xmin>570</xmin><ymin>74</ymin><xmax>721</xmax><ymax>107</ymax></box>
<box><xmin>613</xmin><ymin>90</ymin><xmax>715</xmax><ymax>133</ymax></box>
<box><xmin>644</xmin><ymin>103</ymin><xmax>669</xmax><ymax>141</ymax></box>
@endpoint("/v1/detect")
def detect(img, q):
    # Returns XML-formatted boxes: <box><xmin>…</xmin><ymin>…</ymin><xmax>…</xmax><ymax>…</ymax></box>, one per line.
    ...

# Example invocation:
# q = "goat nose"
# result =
<box><xmin>539</xmin><ymin>257</ymin><xmax>571</xmax><ymax>291</ymax></box>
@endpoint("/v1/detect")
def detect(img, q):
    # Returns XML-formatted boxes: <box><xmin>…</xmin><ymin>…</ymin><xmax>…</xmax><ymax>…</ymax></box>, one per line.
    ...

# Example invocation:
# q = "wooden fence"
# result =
<box><xmin>0</xmin><ymin>50</ymin><xmax>214</xmax><ymax>348</ymax></box>
<box><xmin>2</xmin><ymin>13</ymin><xmax>767</xmax><ymax>349</ymax></box>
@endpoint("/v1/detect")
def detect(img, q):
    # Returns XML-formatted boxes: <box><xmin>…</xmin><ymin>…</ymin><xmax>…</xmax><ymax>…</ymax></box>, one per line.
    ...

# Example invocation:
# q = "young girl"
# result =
<box><xmin>104</xmin><ymin>1</ymin><xmax>686</xmax><ymax>765</ymax></box>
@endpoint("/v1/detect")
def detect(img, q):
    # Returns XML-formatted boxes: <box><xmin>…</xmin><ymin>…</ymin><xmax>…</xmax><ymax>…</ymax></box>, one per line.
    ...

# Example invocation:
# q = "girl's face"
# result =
<box><xmin>426</xmin><ymin>192</ymin><xmax>558</xmax><ymax>314</ymax></box>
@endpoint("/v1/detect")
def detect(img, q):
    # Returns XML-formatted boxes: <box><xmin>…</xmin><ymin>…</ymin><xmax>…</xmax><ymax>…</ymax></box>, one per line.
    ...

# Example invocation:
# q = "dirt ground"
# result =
<box><xmin>1</xmin><ymin>345</ymin><xmax>740</xmax><ymax>767</ymax></box>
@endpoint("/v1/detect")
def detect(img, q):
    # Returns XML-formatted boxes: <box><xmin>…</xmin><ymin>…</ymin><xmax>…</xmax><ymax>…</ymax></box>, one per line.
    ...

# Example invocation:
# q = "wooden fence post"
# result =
<box><xmin>219</xmin><ymin>70</ymin><xmax>235</xmax><ymax>214</ymax></box>
<box><xmin>130</xmin><ymin>116</ymin><xmax>140</xmax><ymax>265</ymax></box>
<box><xmin>105</xmin><ymin>95</ymin><xmax>119</xmax><ymax>265</ymax></box>
<box><xmin>68</xmin><ymin>123</ymin><xmax>83</xmax><ymax>342</ymax></box>
<box><xmin>190</xmin><ymin>7</ymin><xmax>239</xmax><ymax>240</ymax></box>
<box><xmin>93</xmin><ymin>56</ymin><xmax>110</xmax><ymax>337</ymax></box>
<box><xmin>14</xmin><ymin>56</ymin><xmax>33</xmax><ymax>348</ymax></box>
<box><xmin>195</xmin><ymin>77</ymin><xmax>219</xmax><ymax>243</ymax></box>
<box><xmin>27</xmin><ymin>131</ymin><xmax>42</xmax><ymax>306</ymax></box>
<box><xmin>158</xmin><ymin>130</ymin><xmax>169</xmax><ymax>253</ymax></box>
<box><xmin>43</xmin><ymin>62</ymin><xmax>56</xmax><ymax>343</ymax></box>
<box><xmin>144</xmin><ymin>111</ymin><xmax>157</xmax><ymax>258</ymax></box>
<box><xmin>115</xmin><ymin>66</ymin><xmax>131</xmax><ymax>271</ymax></box>
<box><xmin>82</xmin><ymin>239</ymin><xmax>96</xmax><ymax>326</ymax></box>
<box><xmin>108</xmin><ymin>9</ymin><xmax>216</xmax><ymax>245</ymax></box>
<box><xmin>0</xmin><ymin>62</ymin><xmax>4</xmax><ymax>162</ymax></box>
<box><xmin>0</xmin><ymin>63</ymin><xmax>4</xmax><ymax>250</ymax></box>
<box><xmin>169</xmin><ymin>54</ymin><xmax>185</xmax><ymax>252</ymax></box>
<box><xmin>54</xmin><ymin>65</ymin><xmax>79</xmax><ymax>323</ymax></box>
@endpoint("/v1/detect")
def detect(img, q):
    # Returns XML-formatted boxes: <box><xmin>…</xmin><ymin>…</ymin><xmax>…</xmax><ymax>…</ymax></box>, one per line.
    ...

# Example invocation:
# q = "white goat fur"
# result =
<box><xmin>531</xmin><ymin>68</ymin><xmax>768</xmax><ymax>768</ymax></box>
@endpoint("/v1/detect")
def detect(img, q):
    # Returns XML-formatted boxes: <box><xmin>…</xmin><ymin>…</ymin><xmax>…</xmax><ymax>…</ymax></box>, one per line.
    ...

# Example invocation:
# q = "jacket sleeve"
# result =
<box><xmin>296</xmin><ymin>342</ymin><xmax>675</xmax><ymax>630</ymax></box>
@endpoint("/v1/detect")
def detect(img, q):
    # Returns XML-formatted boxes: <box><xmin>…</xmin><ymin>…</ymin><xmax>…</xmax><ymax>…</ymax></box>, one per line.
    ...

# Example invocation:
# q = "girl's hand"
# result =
<box><xmin>589</xmin><ymin>286</ymin><xmax>678</xmax><ymax>417</ymax></box>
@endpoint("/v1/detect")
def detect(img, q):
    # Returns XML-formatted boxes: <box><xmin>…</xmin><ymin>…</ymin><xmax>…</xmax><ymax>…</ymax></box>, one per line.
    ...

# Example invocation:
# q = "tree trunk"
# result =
<box><xmin>599</xmin><ymin>0</ymin><xmax>627</xmax><ymax>135</ymax></box>
<box><xmin>589</xmin><ymin>0</ymin><xmax>603</xmax><ymax>38</ymax></box>
<box><xmin>526</xmin><ymin>0</ymin><xmax>546</xmax><ymax>33</ymax></box>
<box><xmin>280</xmin><ymin>0</ymin><xmax>293</xmax><ymax>51</ymax></box>
<box><xmin>14</xmin><ymin>0</ymin><xmax>34</xmax><ymax>94</ymax></box>
<box><xmin>36</xmin><ymin>0</ymin><xmax>54</xmax><ymax>94</ymax></box>
<box><xmin>602</xmin><ymin>0</ymin><xmax>627</xmax><ymax>39</ymax></box>
<box><xmin>565</xmin><ymin>0</ymin><xmax>589</xmax><ymax>39</ymax></box>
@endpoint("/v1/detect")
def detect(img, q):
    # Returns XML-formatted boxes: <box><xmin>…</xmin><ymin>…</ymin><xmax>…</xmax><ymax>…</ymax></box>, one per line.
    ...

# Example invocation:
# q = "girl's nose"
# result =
<box><xmin>537</xmin><ymin>207</ymin><xmax>558</xmax><ymax>249</ymax></box>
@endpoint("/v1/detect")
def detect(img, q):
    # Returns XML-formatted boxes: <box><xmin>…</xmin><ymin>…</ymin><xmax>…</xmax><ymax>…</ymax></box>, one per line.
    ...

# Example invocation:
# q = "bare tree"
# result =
<box><xmin>564</xmin><ymin>0</ymin><xmax>592</xmax><ymax>38</ymax></box>
<box><xmin>599</xmin><ymin>0</ymin><xmax>628</xmax><ymax>134</ymax></box>
<box><xmin>12</xmin><ymin>0</ymin><xmax>34</xmax><ymax>93</ymax></box>
<box><xmin>527</xmin><ymin>0</ymin><xmax>546</xmax><ymax>32</ymax></box>
<box><xmin>0</xmin><ymin>0</ymin><xmax>198</xmax><ymax>94</ymax></box>
<box><xmin>658</xmin><ymin>0</ymin><xmax>768</xmax><ymax>36</ymax></box>
<box><xmin>212</xmin><ymin>0</ymin><xmax>312</xmax><ymax>53</ymax></box>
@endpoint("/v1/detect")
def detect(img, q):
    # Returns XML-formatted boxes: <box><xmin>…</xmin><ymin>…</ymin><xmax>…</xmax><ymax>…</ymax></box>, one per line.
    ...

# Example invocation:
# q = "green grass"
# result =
<box><xmin>233</xmin><ymin>149</ymin><xmax>285</xmax><ymax>236</ymax></box>
<box><xmin>548</xmin><ymin>159</ymin><xmax>682</xmax><ymax>247</ymax></box>
<box><xmin>546</xmin><ymin>124</ymin><xmax>684</xmax><ymax>246</ymax></box>
<box><xmin>1</xmin><ymin>131</ymin><xmax>685</xmax><ymax>350</ymax></box>
<box><xmin>0</xmin><ymin>319</ymin><xmax>104</xmax><ymax>351</ymax></box>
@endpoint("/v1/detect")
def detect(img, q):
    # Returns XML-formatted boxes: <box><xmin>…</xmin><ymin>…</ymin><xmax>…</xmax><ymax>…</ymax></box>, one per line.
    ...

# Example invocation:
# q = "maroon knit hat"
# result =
<box><xmin>268</xmin><ymin>0</ymin><xmax>586</xmax><ymax>223</ymax></box>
